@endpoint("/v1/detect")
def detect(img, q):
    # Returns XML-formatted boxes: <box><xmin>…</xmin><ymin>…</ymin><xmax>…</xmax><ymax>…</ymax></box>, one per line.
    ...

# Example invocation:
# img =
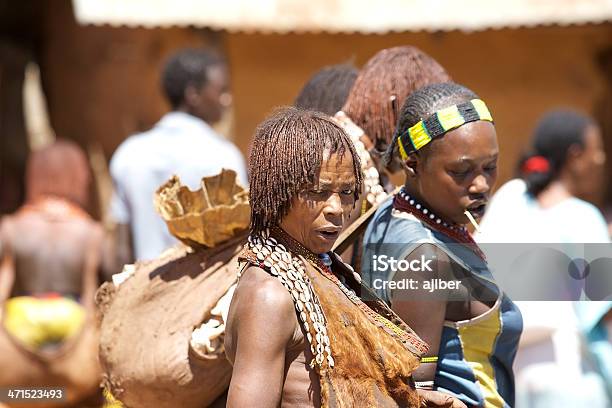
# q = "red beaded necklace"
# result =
<box><xmin>393</xmin><ymin>188</ymin><xmax>486</xmax><ymax>260</ymax></box>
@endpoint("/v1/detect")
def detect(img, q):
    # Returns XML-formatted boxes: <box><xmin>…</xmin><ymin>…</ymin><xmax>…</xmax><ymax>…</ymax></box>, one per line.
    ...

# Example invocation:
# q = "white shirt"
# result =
<box><xmin>109</xmin><ymin>112</ymin><xmax>247</xmax><ymax>261</ymax></box>
<box><xmin>477</xmin><ymin>178</ymin><xmax>610</xmax><ymax>244</ymax></box>
<box><xmin>476</xmin><ymin>178</ymin><xmax>610</xmax><ymax>396</ymax></box>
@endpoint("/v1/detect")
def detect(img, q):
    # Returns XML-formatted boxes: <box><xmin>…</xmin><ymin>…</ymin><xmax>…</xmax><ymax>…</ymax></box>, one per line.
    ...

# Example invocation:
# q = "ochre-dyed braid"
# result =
<box><xmin>342</xmin><ymin>46</ymin><xmax>451</xmax><ymax>152</ymax></box>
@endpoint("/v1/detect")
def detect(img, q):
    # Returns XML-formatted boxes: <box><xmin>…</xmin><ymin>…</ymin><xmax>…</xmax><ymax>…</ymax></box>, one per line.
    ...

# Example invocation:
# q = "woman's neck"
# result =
<box><xmin>402</xmin><ymin>182</ymin><xmax>460</xmax><ymax>226</ymax></box>
<box><xmin>536</xmin><ymin>180</ymin><xmax>573</xmax><ymax>209</ymax></box>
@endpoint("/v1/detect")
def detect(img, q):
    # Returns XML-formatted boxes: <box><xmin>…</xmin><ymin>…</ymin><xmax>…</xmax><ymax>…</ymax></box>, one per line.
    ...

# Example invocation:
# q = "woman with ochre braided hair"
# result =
<box><xmin>225</xmin><ymin>107</ymin><xmax>466</xmax><ymax>407</ymax></box>
<box><xmin>362</xmin><ymin>83</ymin><xmax>523</xmax><ymax>407</ymax></box>
<box><xmin>333</xmin><ymin>46</ymin><xmax>451</xmax><ymax>270</ymax></box>
<box><xmin>335</xmin><ymin>46</ymin><xmax>451</xmax><ymax>209</ymax></box>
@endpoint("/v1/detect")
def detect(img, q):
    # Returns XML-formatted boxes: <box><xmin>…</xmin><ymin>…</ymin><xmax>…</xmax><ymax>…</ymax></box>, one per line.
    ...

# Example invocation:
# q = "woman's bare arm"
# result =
<box><xmin>225</xmin><ymin>266</ymin><xmax>297</xmax><ymax>407</ymax></box>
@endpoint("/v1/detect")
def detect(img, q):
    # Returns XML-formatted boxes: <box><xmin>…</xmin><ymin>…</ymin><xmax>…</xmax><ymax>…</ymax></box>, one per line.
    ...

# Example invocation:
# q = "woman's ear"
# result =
<box><xmin>400</xmin><ymin>154</ymin><xmax>419</xmax><ymax>178</ymax></box>
<box><xmin>565</xmin><ymin>143</ymin><xmax>585</xmax><ymax>170</ymax></box>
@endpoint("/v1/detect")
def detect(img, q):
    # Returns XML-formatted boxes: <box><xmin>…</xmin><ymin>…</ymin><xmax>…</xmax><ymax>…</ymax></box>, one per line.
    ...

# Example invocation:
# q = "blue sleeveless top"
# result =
<box><xmin>361</xmin><ymin>198</ymin><xmax>523</xmax><ymax>408</ymax></box>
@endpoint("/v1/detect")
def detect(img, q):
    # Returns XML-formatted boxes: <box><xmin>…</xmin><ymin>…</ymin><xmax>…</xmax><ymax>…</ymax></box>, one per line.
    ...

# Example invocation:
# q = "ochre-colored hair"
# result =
<box><xmin>26</xmin><ymin>139</ymin><xmax>91</xmax><ymax>207</ymax></box>
<box><xmin>342</xmin><ymin>46</ymin><xmax>451</xmax><ymax>151</ymax></box>
<box><xmin>249</xmin><ymin>107</ymin><xmax>363</xmax><ymax>235</ymax></box>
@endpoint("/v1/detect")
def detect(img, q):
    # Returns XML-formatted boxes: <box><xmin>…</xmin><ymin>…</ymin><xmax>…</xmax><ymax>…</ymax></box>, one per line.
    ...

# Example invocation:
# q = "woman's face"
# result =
<box><xmin>280</xmin><ymin>151</ymin><xmax>357</xmax><ymax>254</ymax></box>
<box><xmin>570</xmin><ymin>124</ymin><xmax>606</xmax><ymax>198</ymax></box>
<box><xmin>411</xmin><ymin>121</ymin><xmax>499</xmax><ymax>225</ymax></box>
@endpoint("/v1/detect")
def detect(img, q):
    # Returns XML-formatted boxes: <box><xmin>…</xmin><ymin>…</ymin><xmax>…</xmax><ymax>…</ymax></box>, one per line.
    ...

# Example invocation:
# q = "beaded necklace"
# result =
<box><xmin>270</xmin><ymin>227</ymin><xmax>428</xmax><ymax>355</ymax></box>
<box><xmin>242</xmin><ymin>228</ymin><xmax>334</xmax><ymax>371</ymax></box>
<box><xmin>393</xmin><ymin>187</ymin><xmax>486</xmax><ymax>260</ymax></box>
<box><xmin>334</xmin><ymin>111</ymin><xmax>387</xmax><ymax>209</ymax></box>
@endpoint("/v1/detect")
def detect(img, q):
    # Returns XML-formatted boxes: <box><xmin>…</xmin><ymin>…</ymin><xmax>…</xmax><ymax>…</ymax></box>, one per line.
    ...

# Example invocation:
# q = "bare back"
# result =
<box><xmin>1</xmin><ymin>202</ymin><xmax>103</xmax><ymax>298</ymax></box>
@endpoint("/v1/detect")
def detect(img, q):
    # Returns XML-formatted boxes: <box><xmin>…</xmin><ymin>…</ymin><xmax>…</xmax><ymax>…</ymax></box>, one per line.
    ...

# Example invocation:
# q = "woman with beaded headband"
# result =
<box><xmin>361</xmin><ymin>83</ymin><xmax>523</xmax><ymax>407</ymax></box>
<box><xmin>225</xmin><ymin>107</ymin><xmax>466</xmax><ymax>407</ymax></box>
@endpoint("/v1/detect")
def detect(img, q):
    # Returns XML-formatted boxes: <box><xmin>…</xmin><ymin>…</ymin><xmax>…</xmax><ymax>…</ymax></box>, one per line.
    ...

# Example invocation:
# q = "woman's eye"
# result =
<box><xmin>341</xmin><ymin>189</ymin><xmax>354</xmax><ymax>195</ymax></box>
<box><xmin>449</xmin><ymin>170</ymin><xmax>469</xmax><ymax>177</ymax></box>
<box><xmin>484</xmin><ymin>165</ymin><xmax>498</xmax><ymax>172</ymax></box>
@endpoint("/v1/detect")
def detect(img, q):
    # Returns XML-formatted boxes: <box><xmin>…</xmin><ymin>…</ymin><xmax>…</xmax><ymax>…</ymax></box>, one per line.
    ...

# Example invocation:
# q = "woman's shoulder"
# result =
<box><xmin>556</xmin><ymin>197</ymin><xmax>610</xmax><ymax>242</ymax></box>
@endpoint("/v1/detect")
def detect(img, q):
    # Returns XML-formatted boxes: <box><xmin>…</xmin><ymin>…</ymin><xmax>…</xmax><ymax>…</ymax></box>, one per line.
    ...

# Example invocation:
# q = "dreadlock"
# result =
<box><xmin>519</xmin><ymin>110</ymin><xmax>594</xmax><ymax>197</ymax></box>
<box><xmin>342</xmin><ymin>46</ymin><xmax>451</xmax><ymax>152</ymax></box>
<box><xmin>249</xmin><ymin>107</ymin><xmax>363</xmax><ymax>235</ymax></box>
<box><xmin>294</xmin><ymin>63</ymin><xmax>358</xmax><ymax>116</ymax></box>
<box><xmin>386</xmin><ymin>82</ymin><xmax>479</xmax><ymax>166</ymax></box>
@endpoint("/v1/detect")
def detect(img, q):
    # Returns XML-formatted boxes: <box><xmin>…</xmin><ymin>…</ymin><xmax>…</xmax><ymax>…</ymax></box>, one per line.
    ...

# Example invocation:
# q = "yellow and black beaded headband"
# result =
<box><xmin>397</xmin><ymin>99</ymin><xmax>493</xmax><ymax>160</ymax></box>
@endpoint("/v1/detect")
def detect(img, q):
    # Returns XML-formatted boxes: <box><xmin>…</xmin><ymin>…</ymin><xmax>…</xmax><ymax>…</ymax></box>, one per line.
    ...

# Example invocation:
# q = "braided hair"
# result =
<box><xmin>519</xmin><ymin>110</ymin><xmax>593</xmax><ymax>197</ymax></box>
<box><xmin>386</xmin><ymin>82</ymin><xmax>479</xmax><ymax>166</ymax></box>
<box><xmin>342</xmin><ymin>46</ymin><xmax>451</xmax><ymax>152</ymax></box>
<box><xmin>294</xmin><ymin>63</ymin><xmax>358</xmax><ymax>116</ymax></box>
<box><xmin>249</xmin><ymin>107</ymin><xmax>363</xmax><ymax>235</ymax></box>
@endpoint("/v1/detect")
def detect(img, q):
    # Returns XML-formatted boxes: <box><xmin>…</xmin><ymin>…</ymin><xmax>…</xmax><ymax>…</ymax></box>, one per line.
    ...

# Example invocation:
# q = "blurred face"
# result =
<box><xmin>187</xmin><ymin>64</ymin><xmax>231</xmax><ymax>124</ymax></box>
<box><xmin>409</xmin><ymin>121</ymin><xmax>499</xmax><ymax>225</ymax></box>
<box><xmin>569</xmin><ymin>124</ymin><xmax>606</xmax><ymax>197</ymax></box>
<box><xmin>280</xmin><ymin>150</ymin><xmax>357</xmax><ymax>254</ymax></box>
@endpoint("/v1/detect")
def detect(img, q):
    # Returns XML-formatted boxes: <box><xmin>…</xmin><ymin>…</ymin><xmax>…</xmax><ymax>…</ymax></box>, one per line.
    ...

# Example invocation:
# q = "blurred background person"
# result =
<box><xmin>0</xmin><ymin>140</ymin><xmax>104</xmax><ymax>406</ymax></box>
<box><xmin>479</xmin><ymin>109</ymin><xmax>608</xmax><ymax>243</ymax></box>
<box><xmin>0</xmin><ymin>140</ymin><xmax>104</xmax><ymax>348</ymax></box>
<box><xmin>109</xmin><ymin>48</ymin><xmax>247</xmax><ymax>265</ymax></box>
<box><xmin>293</xmin><ymin>62</ymin><xmax>358</xmax><ymax>116</ymax></box>
<box><xmin>477</xmin><ymin>110</ymin><xmax>610</xmax><ymax>407</ymax></box>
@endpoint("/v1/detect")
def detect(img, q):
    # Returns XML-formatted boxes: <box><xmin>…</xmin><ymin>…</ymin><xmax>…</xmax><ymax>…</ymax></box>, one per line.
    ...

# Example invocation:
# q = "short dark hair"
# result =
<box><xmin>520</xmin><ymin>110</ymin><xmax>593</xmax><ymax>197</ymax></box>
<box><xmin>249</xmin><ymin>107</ymin><xmax>363</xmax><ymax>235</ymax></box>
<box><xmin>161</xmin><ymin>48</ymin><xmax>224</xmax><ymax>108</ymax></box>
<box><xmin>386</xmin><ymin>82</ymin><xmax>479</xmax><ymax>166</ymax></box>
<box><xmin>294</xmin><ymin>63</ymin><xmax>358</xmax><ymax>116</ymax></box>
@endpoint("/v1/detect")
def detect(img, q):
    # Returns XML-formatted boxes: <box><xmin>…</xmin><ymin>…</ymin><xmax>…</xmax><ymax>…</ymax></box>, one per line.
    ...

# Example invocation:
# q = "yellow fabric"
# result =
<box><xmin>408</xmin><ymin>121</ymin><xmax>432</xmax><ymax>151</ymax></box>
<box><xmin>103</xmin><ymin>388</ymin><xmax>124</xmax><ymax>408</ymax></box>
<box><xmin>436</xmin><ymin>104</ymin><xmax>465</xmax><ymax>131</ymax></box>
<box><xmin>471</xmin><ymin>99</ymin><xmax>493</xmax><ymax>122</ymax></box>
<box><xmin>397</xmin><ymin>135</ymin><xmax>410</xmax><ymax>160</ymax></box>
<box><xmin>3</xmin><ymin>296</ymin><xmax>85</xmax><ymax>349</ymax></box>
<box><xmin>457</xmin><ymin>308</ymin><xmax>505</xmax><ymax>408</ymax></box>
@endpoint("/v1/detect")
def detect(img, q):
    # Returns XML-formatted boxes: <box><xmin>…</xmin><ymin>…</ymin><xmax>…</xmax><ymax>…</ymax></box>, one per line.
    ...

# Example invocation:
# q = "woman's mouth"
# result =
<box><xmin>466</xmin><ymin>203</ymin><xmax>487</xmax><ymax>219</ymax></box>
<box><xmin>316</xmin><ymin>229</ymin><xmax>341</xmax><ymax>241</ymax></box>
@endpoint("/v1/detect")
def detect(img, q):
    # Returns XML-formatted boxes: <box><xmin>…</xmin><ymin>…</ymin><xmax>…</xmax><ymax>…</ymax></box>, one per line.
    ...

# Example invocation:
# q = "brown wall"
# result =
<box><xmin>225</xmin><ymin>25</ymin><xmax>612</xmax><ymax>202</ymax></box>
<box><xmin>38</xmin><ymin>0</ymin><xmax>223</xmax><ymax>158</ymax></box>
<box><xmin>12</xmin><ymin>7</ymin><xmax>612</xmax><ymax>215</ymax></box>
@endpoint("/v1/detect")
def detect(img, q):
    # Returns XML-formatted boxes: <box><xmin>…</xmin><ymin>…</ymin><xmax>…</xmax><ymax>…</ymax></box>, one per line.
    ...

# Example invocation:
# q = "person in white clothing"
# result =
<box><xmin>109</xmin><ymin>49</ymin><xmax>247</xmax><ymax>264</ymax></box>
<box><xmin>477</xmin><ymin>109</ymin><xmax>610</xmax><ymax>407</ymax></box>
